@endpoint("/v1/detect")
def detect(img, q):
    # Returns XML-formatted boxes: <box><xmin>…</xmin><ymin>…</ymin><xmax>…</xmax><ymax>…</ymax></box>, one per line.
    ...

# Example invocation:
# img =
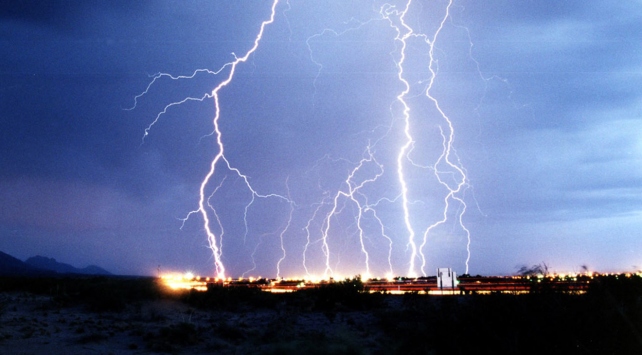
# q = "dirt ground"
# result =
<box><xmin>0</xmin><ymin>291</ymin><xmax>387</xmax><ymax>354</ymax></box>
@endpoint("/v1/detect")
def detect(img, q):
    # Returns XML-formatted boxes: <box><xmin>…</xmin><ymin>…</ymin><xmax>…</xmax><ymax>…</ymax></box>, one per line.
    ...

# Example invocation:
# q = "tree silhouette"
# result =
<box><xmin>517</xmin><ymin>262</ymin><xmax>550</xmax><ymax>276</ymax></box>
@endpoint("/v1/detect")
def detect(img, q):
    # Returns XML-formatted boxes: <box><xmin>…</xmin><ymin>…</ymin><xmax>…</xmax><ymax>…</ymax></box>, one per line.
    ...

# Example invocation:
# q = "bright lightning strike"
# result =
<box><xmin>309</xmin><ymin>145</ymin><xmax>384</xmax><ymax>279</ymax></box>
<box><xmin>131</xmin><ymin>0</ymin><xmax>478</xmax><ymax>279</ymax></box>
<box><xmin>381</xmin><ymin>0</ymin><xmax>471</xmax><ymax>276</ymax></box>
<box><xmin>132</xmin><ymin>0</ymin><xmax>286</xmax><ymax>279</ymax></box>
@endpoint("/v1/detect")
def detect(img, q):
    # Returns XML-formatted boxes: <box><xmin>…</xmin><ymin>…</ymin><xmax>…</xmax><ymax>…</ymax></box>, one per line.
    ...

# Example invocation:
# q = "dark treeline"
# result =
<box><xmin>1</xmin><ymin>274</ymin><xmax>641</xmax><ymax>354</ymax></box>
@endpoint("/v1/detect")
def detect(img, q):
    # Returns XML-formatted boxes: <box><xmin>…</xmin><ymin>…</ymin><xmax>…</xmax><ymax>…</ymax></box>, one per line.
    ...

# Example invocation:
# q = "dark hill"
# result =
<box><xmin>81</xmin><ymin>264</ymin><xmax>112</xmax><ymax>275</ymax></box>
<box><xmin>25</xmin><ymin>255</ymin><xmax>111</xmax><ymax>275</ymax></box>
<box><xmin>0</xmin><ymin>251</ymin><xmax>52</xmax><ymax>276</ymax></box>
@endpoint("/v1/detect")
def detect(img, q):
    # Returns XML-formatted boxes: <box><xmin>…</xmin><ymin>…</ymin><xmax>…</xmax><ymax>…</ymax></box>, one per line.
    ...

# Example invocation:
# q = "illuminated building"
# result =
<box><xmin>437</xmin><ymin>268</ymin><xmax>457</xmax><ymax>290</ymax></box>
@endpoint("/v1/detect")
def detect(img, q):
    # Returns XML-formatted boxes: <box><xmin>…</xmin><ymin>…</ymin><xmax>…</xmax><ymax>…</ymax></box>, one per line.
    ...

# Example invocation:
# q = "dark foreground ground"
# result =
<box><xmin>0</xmin><ymin>275</ymin><xmax>641</xmax><ymax>354</ymax></box>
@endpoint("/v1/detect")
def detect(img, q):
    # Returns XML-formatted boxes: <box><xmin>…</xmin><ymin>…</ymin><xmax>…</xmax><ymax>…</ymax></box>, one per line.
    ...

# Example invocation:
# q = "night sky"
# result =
<box><xmin>1</xmin><ymin>1</ymin><xmax>641</xmax><ymax>278</ymax></box>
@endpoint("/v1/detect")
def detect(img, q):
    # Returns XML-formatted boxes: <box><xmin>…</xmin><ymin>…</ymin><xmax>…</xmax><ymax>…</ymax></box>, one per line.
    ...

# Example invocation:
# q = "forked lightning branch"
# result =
<box><xmin>130</xmin><ymin>0</ymin><xmax>473</xmax><ymax>279</ymax></box>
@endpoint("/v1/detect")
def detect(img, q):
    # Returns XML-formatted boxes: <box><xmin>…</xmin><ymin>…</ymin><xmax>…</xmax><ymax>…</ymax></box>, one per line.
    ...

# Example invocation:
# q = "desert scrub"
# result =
<box><xmin>179</xmin><ymin>284</ymin><xmax>278</xmax><ymax>311</ymax></box>
<box><xmin>146</xmin><ymin>321</ymin><xmax>200</xmax><ymax>352</ymax></box>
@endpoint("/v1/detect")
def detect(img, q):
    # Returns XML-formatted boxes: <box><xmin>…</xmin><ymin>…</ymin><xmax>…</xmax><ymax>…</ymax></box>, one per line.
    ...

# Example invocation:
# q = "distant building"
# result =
<box><xmin>437</xmin><ymin>268</ymin><xmax>457</xmax><ymax>289</ymax></box>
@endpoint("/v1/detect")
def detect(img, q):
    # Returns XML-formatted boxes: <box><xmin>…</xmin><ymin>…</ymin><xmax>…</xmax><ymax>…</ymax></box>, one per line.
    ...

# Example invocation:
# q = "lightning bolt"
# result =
<box><xmin>275</xmin><ymin>178</ymin><xmax>295</xmax><ymax>279</ymax></box>
<box><xmin>131</xmin><ymin>0</ymin><xmax>477</xmax><ymax>279</ymax></box>
<box><xmin>318</xmin><ymin>145</ymin><xmax>383</xmax><ymax>279</ymax></box>
<box><xmin>382</xmin><ymin>0</ymin><xmax>419</xmax><ymax>277</ymax></box>
<box><xmin>192</xmin><ymin>0</ymin><xmax>287</xmax><ymax>278</ymax></box>
<box><xmin>132</xmin><ymin>0</ymin><xmax>284</xmax><ymax>279</ymax></box>
<box><xmin>363</xmin><ymin>201</ymin><xmax>395</xmax><ymax>279</ymax></box>
<box><xmin>420</xmin><ymin>0</ymin><xmax>471</xmax><ymax>275</ymax></box>
<box><xmin>383</xmin><ymin>0</ymin><xmax>470</xmax><ymax>276</ymax></box>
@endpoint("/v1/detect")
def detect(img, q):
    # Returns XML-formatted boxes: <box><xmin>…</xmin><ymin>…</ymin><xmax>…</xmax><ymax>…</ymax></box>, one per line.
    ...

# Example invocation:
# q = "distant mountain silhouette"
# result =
<box><xmin>0</xmin><ymin>251</ymin><xmax>52</xmax><ymax>276</ymax></box>
<box><xmin>0</xmin><ymin>251</ymin><xmax>112</xmax><ymax>276</ymax></box>
<box><xmin>25</xmin><ymin>255</ymin><xmax>112</xmax><ymax>275</ymax></box>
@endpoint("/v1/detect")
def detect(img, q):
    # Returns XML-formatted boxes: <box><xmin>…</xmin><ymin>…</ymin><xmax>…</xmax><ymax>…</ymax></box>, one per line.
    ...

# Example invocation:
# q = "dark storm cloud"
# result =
<box><xmin>0</xmin><ymin>1</ymin><xmax>82</xmax><ymax>28</ymax></box>
<box><xmin>456</xmin><ymin>0</ymin><xmax>642</xmax><ymax>229</ymax></box>
<box><xmin>462</xmin><ymin>1</ymin><xmax>642</xmax><ymax>99</ymax></box>
<box><xmin>477</xmin><ymin>119</ymin><xmax>642</xmax><ymax>224</ymax></box>
<box><xmin>0</xmin><ymin>0</ymin><xmax>228</xmax><ymax>197</ymax></box>
<box><xmin>0</xmin><ymin>0</ymin><xmax>149</xmax><ymax>31</ymax></box>
<box><xmin>1</xmin><ymin>0</ymin><xmax>640</xmax><ymax>276</ymax></box>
